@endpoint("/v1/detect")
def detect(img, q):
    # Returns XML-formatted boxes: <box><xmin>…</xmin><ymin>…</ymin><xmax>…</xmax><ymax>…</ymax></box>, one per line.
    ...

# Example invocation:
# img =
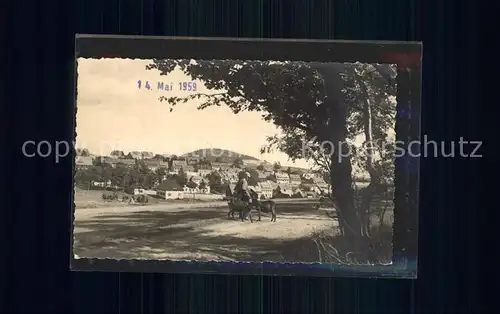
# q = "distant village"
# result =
<box><xmin>74</xmin><ymin>149</ymin><xmax>331</xmax><ymax>201</ymax></box>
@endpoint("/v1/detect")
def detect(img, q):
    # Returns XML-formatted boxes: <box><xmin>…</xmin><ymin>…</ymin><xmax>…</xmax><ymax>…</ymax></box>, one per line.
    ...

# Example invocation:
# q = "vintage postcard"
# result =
<box><xmin>71</xmin><ymin>36</ymin><xmax>421</xmax><ymax>278</ymax></box>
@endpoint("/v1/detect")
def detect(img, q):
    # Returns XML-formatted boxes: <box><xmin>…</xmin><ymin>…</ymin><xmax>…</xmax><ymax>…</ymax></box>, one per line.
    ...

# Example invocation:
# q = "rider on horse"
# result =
<box><xmin>234</xmin><ymin>171</ymin><xmax>252</xmax><ymax>219</ymax></box>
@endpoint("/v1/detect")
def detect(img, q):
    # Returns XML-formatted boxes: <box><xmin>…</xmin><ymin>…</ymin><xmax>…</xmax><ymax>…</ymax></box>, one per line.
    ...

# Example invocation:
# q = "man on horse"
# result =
<box><xmin>234</xmin><ymin>171</ymin><xmax>252</xmax><ymax>220</ymax></box>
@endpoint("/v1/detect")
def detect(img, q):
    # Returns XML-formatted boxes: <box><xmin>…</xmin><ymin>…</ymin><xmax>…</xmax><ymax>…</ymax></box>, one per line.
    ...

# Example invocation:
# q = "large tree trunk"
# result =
<box><xmin>312</xmin><ymin>63</ymin><xmax>367</xmax><ymax>249</ymax></box>
<box><xmin>359</xmin><ymin>84</ymin><xmax>378</xmax><ymax>237</ymax></box>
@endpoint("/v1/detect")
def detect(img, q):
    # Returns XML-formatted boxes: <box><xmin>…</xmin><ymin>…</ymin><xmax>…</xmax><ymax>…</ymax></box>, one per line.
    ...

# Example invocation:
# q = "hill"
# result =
<box><xmin>181</xmin><ymin>148</ymin><xmax>259</xmax><ymax>163</ymax></box>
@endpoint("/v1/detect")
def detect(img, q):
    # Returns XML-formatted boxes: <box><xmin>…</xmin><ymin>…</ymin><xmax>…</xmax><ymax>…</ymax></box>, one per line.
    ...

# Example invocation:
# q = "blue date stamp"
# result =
<box><xmin>137</xmin><ymin>80</ymin><xmax>197</xmax><ymax>92</ymax></box>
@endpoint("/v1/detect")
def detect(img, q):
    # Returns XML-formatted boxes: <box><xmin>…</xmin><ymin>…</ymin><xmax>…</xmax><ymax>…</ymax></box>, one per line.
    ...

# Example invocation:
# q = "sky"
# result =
<box><xmin>75</xmin><ymin>58</ymin><xmax>314</xmax><ymax>168</ymax></box>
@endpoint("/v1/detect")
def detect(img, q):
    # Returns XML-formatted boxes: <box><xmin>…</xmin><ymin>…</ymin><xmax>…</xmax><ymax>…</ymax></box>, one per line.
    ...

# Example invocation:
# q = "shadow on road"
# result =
<box><xmin>73</xmin><ymin>200</ymin><xmax>393</xmax><ymax>263</ymax></box>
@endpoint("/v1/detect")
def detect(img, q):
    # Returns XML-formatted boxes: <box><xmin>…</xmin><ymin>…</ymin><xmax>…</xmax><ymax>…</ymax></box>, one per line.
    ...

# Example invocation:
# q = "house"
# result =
<box><xmin>184</xmin><ymin>165</ymin><xmax>195</xmax><ymax>172</ymax></box>
<box><xmin>75</xmin><ymin>156</ymin><xmax>93</xmax><ymax>170</ymax></box>
<box><xmin>141</xmin><ymin>151</ymin><xmax>154</xmax><ymax>159</ymax></box>
<box><xmin>267</xmin><ymin>180</ymin><xmax>279</xmax><ymax>191</ymax></box>
<box><xmin>183</xmin><ymin>181</ymin><xmax>199</xmax><ymax>194</ymax></box>
<box><xmin>126</xmin><ymin>151</ymin><xmax>143</xmax><ymax>160</ymax></box>
<box><xmin>171</xmin><ymin>160</ymin><xmax>188</xmax><ymax>173</ymax></box>
<box><xmin>248</xmin><ymin>185</ymin><xmax>262</xmax><ymax>198</ymax></box>
<box><xmin>274</xmin><ymin>184</ymin><xmax>294</xmax><ymax>198</ymax></box>
<box><xmin>75</xmin><ymin>148</ymin><xmax>91</xmax><ymax>156</ymax></box>
<box><xmin>211</xmin><ymin>162</ymin><xmax>231</xmax><ymax>171</ymax></box>
<box><xmin>257</xmin><ymin>181</ymin><xmax>274</xmax><ymax>199</ymax></box>
<box><xmin>92</xmin><ymin>180</ymin><xmax>112</xmax><ymax>188</ymax></box>
<box><xmin>143</xmin><ymin>159</ymin><xmax>162</xmax><ymax>171</ymax></box>
<box><xmin>186</xmin><ymin>157</ymin><xmax>200</xmax><ymax>165</ymax></box>
<box><xmin>273</xmin><ymin>172</ymin><xmax>291</xmax><ymax>184</ymax></box>
<box><xmin>197</xmin><ymin>164</ymin><xmax>213</xmax><ymax>176</ymax></box>
<box><xmin>134</xmin><ymin>188</ymin><xmax>157</xmax><ymax>196</ymax></box>
<box><xmin>301</xmin><ymin>172</ymin><xmax>314</xmax><ymax>181</ymax></box>
<box><xmin>311</xmin><ymin>176</ymin><xmax>329</xmax><ymax>193</ymax></box>
<box><xmin>289</xmin><ymin>174</ymin><xmax>302</xmax><ymax>186</ymax></box>
<box><xmin>99</xmin><ymin>156</ymin><xmax>117</xmax><ymax>167</ymax></box>
<box><xmin>221</xmin><ymin>169</ymin><xmax>239</xmax><ymax>184</ymax></box>
<box><xmin>158</xmin><ymin>161</ymin><xmax>170</xmax><ymax>169</ymax></box>
<box><xmin>257</xmin><ymin>171</ymin><xmax>269</xmax><ymax>181</ymax></box>
<box><xmin>190</xmin><ymin>175</ymin><xmax>204</xmax><ymax>185</ymax></box>
<box><xmin>115</xmin><ymin>159</ymin><xmax>136</xmax><ymax>168</ymax></box>
<box><xmin>156</xmin><ymin>180</ymin><xmax>184</xmax><ymax>200</ymax></box>
<box><xmin>109</xmin><ymin>150</ymin><xmax>125</xmax><ymax>158</ymax></box>
<box><xmin>292</xmin><ymin>188</ymin><xmax>306</xmax><ymax>198</ymax></box>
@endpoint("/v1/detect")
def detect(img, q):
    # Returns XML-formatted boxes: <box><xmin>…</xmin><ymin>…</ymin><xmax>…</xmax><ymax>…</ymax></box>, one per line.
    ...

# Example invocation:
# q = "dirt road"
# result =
<box><xmin>73</xmin><ymin>200</ymin><xmax>338</xmax><ymax>262</ymax></box>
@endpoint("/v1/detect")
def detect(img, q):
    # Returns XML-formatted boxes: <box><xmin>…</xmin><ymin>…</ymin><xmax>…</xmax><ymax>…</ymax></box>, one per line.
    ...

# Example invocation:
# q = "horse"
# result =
<box><xmin>227</xmin><ymin>197</ymin><xmax>254</xmax><ymax>223</ymax></box>
<box><xmin>247</xmin><ymin>190</ymin><xmax>277</xmax><ymax>222</ymax></box>
<box><xmin>258</xmin><ymin>200</ymin><xmax>277</xmax><ymax>222</ymax></box>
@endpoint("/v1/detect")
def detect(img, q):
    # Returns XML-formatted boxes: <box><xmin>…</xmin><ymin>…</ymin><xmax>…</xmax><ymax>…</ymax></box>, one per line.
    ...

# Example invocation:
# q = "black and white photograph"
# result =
<box><xmin>72</xmin><ymin>36</ymin><xmax>420</xmax><ymax>276</ymax></box>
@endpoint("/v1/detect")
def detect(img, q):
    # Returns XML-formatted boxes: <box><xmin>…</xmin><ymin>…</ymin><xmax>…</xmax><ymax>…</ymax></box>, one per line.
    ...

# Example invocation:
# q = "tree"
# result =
<box><xmin>199</xmin><ymin>181</ymin><xmax>207</xmax><ymax>190</ymax></box>
<box><xmin>256</xmin><ymin>164</ymin><xmax>265</xmax><ymax>171</ymax></box>
<box><xmin>174</xmin><ymin>168</ymin><xmax>188</xmax><ymax>186</ymax></box>
<box><xmin>206</xmin><ymin>171</ymin><xmax>224</xmax><ymax>193</ymax></box>
<box><xmin>92</xmin><ymin>157</ymin><xmax>102</xmax><ymax>167</ymax></box>
<box><xmin>273</xmin><ymin>162</ymin><xmax>281</xmax><ymax>172</ymax></box>
<box><xmin>77</xmin><ymin>148</ymin><xmax>90</xmax><ymax>156</ymax></box>
<box><xmin>286</xmin><ymin>167</ymin><xmax>292</xmax><ymax>175</ymax></box>
<box><xmin>232</xmin><ymin>157</ymin><xmax>244</xmax><ymax>168</ymax></box>
<box><xmin>146</xmin><ymin>59</ymin><xmax>397</xmax><ymax>244</ymax></box>
<box><xmin>155</xmin><ymin>167</ymin><xmax>167</xmax><ymax>182</ymax></box>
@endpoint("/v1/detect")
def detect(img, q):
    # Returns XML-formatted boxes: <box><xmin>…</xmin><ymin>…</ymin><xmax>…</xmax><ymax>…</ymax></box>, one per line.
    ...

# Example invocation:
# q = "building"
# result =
<box><xmin>267</xmin><ymin>180</ymin><xmax>278</xmax><ymax>191</ymax></box>
<box><xmin>186</xmin><ymin>157</ymin><xmax>200</xmax><ymax>165</ymax></box>
<box><xmin>171</xmin><ymin>160</ymin><xmax>188</xmax><ymax>173</ymax></box>
<box><xmin>185</xmin><ymin>165</ymin><xmax>195</xmax><ymax>172</ymax></box>
<box><xmin>197</xmin><ymin>164</ymin><xmax>213</xmax><ymax>176</ymax></box>
<box><xmin>92</xmin><ymin>180</ymin><xmax>112</xmax><ymax>188</ymax></box>
<box><xmin>190</xmin><ymin>175</ymin><xmax>204</xmax><ymax>185</ymax></box>
<box><xmin>221</xmin><ymin>169</ymin><xmax>239</xmax><ymax>184</ymax></box>
<box><xmin>292</xmin><ymin>188</ymin><xmax>307</xmax><ymax>198</ymax></box>
<box><xmin>257</xmin><ymin>181</ymin><xmax>274</xmax><ymax>199</ymax></box>
<box><xmin>274</xmin><ymin>184</ymin><xmax>294</xmax><ymax>198</ymax></box>
<box><xmin>301</xmin><ymin>172</ymin><xmax>314</xmax><ymax>181</ymax></box>
<box><xmin>273</xmin><ymin>172</ymin><xmax>291</xmax><ymax>184</ymax></box>
<box><xmin>143</xmin><ymin>159</ymin><xmax>162</xmax><ymax>171</ymax></box>
<box><xmin>183</xmin><ymin>181</ymin><xmax>199</xmax><ymax>194</ymax></box>
<box><xmin>311</xmin><ymin>177</ymin><xmax>329</xmax><ymax>194</ymax></box>
<box><xmin>289</xmin><ymin>174</ymin><xmax>302</xmax><ymax>186</ymax></box>
<box><xmin>256</xmin><ymin>171</ymin><xmax>269</xmax><ymax>181</ymax></box>
<box><xmin>99</xmin><ymin>156</ymin><xmax>117</xmax><ymax>167</ymax></box>
<box><xmin>125</xmin><ymin>151</ymin><xmax>143</xmax><ymax>160</ymax></box>
<box><xmin>109</xmin><ymin>150</ymin><xmax>125</xmax><ymax>158</ymax></box>
<box><xmin>141</xmin><ymin>151</ymin><xmax>154</xmax><ymax>159</ymax></box>
<box><xmin>248</xmin><ymin>185</ymin><xmax>262</xmax><ymax>198</ymax></box>
<box><xmin>211</xmin><ymin>162</ymin><xmax>231</xmax><ymax>171</ymax></box>
<box><xmin>133</xmin><ymin>188</ymin><xmax>157</xmax><ymax>196</ymax></box>
<box><xmin>156</xmin><ymin>180</ymin><xmax>184</xmax><ymax>199</ymax></box>
<box><xmin>115</xmin><ymin>159</ymin><xmax>136</xmax><ymax>168</ymax></box>
<box><xmin>75</xmin><ymin>156</ymin><xmax>93</xmax><ymax>170</ymax></box>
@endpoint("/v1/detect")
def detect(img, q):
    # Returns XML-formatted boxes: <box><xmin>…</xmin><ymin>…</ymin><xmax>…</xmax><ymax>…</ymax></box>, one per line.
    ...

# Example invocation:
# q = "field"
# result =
<box><xmin>73</xmin><ymin>198</ymin><xmax>394</xmax><ymax>263</ymax></box>
<box><xmin>74</xmin><ymin>188</ymin><xmax>219</xmax><ymax>209</ymax></box>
